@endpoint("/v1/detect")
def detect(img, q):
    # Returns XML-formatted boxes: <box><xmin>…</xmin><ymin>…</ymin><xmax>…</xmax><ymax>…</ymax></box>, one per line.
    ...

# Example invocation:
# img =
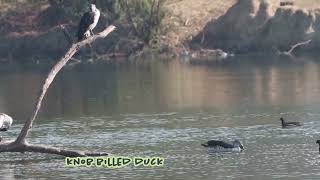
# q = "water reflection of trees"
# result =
<box><xmin>1</xmin><ymin>58</ymin><xmax>320</xmax><ymax>121</ymax></box>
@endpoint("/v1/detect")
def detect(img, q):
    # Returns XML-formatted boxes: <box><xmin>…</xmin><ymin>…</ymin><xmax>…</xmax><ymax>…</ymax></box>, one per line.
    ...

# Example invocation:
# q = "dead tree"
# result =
<box><xmin>0</xmin><ymin>25</ymin><xmax>116</xmax><ymax>157</ymax></box>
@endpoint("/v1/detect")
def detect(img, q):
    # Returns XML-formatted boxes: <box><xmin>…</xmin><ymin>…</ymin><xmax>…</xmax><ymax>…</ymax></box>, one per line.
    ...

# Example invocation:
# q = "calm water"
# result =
<box><xmin>1</xmin><ymin>56</ymin><xmax>320</xmax><ymax>179</ymax></box>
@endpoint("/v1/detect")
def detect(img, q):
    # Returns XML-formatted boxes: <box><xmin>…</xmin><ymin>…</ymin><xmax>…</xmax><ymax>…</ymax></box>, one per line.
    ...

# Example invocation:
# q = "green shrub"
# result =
<box><xmin>117</xmin><ymin>0</ymin><xmax>165</xmax><ymax>44</ymax></box>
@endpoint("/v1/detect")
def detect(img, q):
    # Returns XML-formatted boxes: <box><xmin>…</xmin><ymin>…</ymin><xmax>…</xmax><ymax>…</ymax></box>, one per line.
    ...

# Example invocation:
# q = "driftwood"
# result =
<box><xmin>286</xmin><ymin>39</ymin><xmax>312</xmax><ymax>55</ymax></box>
<box><xmin>279</xmin><ymin>39</ymin><xmax>312</xmax><ymax>57</ymax></box>
<box><xmin>0</xmin><ymin>25</ymin><xmax>116</xmax><ymax>157</ymax></box>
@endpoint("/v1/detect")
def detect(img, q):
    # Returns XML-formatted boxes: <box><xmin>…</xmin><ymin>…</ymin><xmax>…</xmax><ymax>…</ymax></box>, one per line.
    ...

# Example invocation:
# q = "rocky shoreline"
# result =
<box><xmin>192</xmin><ymin>0</ymin><xmax>320</xmax><ymax>55</ymax></box>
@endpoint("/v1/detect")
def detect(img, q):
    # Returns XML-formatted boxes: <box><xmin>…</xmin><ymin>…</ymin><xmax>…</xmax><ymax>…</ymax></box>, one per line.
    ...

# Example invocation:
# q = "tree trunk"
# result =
<box><xmin>0</xmin><ymin>25</ymin><xmax>116</xmax><ymax>157</ymax></box>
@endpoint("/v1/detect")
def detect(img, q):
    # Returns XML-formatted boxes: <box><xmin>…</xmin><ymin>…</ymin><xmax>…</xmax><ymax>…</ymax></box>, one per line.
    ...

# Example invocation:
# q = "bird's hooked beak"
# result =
<box><xmin>240</xmin><ymin>144</ymin><xmax>244</xmax><ymax>150</ymax></box>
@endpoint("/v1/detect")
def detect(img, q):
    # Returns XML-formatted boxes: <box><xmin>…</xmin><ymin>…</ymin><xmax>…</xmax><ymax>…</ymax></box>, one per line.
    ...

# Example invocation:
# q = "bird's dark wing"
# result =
<box><xmin>77</xmin><ymin>12</ymin><xmax>95</xmax><ymax>41</ymax></box>
<box><xmin>206</xmin><ymin>140</ymin><xmax>234</xmax><ymax>148</ymax></box>
<box><xmin>286</xmin><ymin>122</ymin><xmax>301</xmax><ymax>126</ymax></box>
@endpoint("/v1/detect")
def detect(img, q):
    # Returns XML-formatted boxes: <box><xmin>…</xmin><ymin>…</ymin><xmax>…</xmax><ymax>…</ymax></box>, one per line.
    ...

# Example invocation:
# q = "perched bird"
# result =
<box><xmin>0</xmin><ymin>113</ymin><xmax>13</xmax><ymax>132</ymax></box>
<box><xmin>280</xmin><ymin>117</ymin><xmax>301</xmax><ymax>128</ymax></box>
<box><xmin>77</xmin><ymin>2</ymin><xmax>101</xmax><ymax>41</ymax></box>
<box><xmin>317</xmin><ymin>140</ymin><xmax>320</xmax><ymax>153</ymax></box>
<box><xmin>201</xmin><ymin>140</ymin><xmax>244</xmax><ymax>152</ymax></box>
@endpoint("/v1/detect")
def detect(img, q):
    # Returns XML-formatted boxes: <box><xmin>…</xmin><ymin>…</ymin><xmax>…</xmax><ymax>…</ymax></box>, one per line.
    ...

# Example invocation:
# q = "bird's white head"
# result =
<box><xmin>89</xmin><ymin>4</ymin><xmax>97</xmax><ymax>12</ymax></box>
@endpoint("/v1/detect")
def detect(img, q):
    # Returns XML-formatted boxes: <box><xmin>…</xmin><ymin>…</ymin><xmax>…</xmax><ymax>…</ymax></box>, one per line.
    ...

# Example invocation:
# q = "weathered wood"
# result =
<box><xmin>0</xmin><ymin>25</ymin><xmax>116</xmax><ymax>157</ymax></box>
<box><xmin>277</xmin><ymin>39</ymin><xmax>312</xmax><ymax>57</ymax></box>
<box><xmin>23</xmin><ymin>143</ymin><xmax>108</xmax><ymax>157</ymax></box>
<box><xmin>287</xmin><ymin>39</ymin><xmax>311</xmax><ymax>55</ymax></box>
<box><xmin>0</xmin><ymin>142</ymin><xmax>108</xmax><ymax>157</ymax></box>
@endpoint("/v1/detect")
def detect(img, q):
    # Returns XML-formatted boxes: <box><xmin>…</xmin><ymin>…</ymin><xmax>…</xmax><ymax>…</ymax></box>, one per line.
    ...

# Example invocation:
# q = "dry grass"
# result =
<box><xmin>162</xmin><ymin>0</ymin><xmax>237</xmax><ymax>47</ymax></box>
<box><xmin>161</xmin><ymin>0</ymin><xmax>320</xmax><ymax>48</ymax></box>
<box><xmin>1</xmin><ymin>0</ymin><xmax>319</xmax><ymax>47</ymax></box>
<box><xmin>295</xmin><ymin>0</ymin><xmax>320</xmax><ymax>9</ymax></box>
<box><xmin>0</xmin><ymin>1</ymin><xmax>17</xmax><ymax>12</ymax></box>
<box><xmin>0</xmin><ymin>1</ymin><xmax>43</xmax><ymax>12</ymax></box>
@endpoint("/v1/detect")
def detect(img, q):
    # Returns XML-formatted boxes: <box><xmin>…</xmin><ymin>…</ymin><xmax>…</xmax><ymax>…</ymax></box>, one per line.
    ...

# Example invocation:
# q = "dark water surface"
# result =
<box><xmin>1</xmin><ymin>56</ymin><xmax>320</xmax><ymax>179</ymax></box>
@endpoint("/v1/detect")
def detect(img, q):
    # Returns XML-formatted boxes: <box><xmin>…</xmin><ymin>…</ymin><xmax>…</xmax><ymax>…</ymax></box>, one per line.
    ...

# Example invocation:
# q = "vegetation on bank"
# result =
<box><xmin>45</xmin><ymin>0</ymin><xmax>165</xmax><ymax>44</ymax></box>
<box><xmin>2</xmin><ymin>0</ymin><xmax>320</xmax><ymax>64</ymax></box>
<box><xmin>0</xmin><ymin>0</ymin><xmax>166</xmax><ymax>63</ymax></box>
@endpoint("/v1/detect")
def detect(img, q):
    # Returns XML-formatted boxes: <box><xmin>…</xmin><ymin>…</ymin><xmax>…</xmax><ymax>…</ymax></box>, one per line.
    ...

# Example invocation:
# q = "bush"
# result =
<box><xmin>1</xmin><ymin>0</ymin><xmax>166</xmax><ymax>49</ymax></box>
<box><xmin>121</xmin><ymin>0</ymin><xmax>165</xmax><ymax>44</ymax></box>
<box><xmin>47</xmin><ymin>0</ymin><xmax>166</xmax><ymax>44</ymax></box>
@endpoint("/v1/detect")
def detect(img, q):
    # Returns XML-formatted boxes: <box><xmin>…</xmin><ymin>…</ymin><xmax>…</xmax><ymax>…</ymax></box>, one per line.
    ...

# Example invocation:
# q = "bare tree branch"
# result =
<box><xmin>280</xmin><ymin>39</ymin><xmax>312</xmax><ymax>57</ymax></box>
<box><xmin>287</xmin><ymin>39</ymin><xmax>312</xmax><ymax>55</ymax></box>
<box><xmin>0</xmin><ymin>25</ymin><xmax>116</xmax><ymax>157</ymax></box>
<box><xmin>0</xmin><ymin>142</ymin><xmax>108</xmax><ymax>157</ymax></box>
<box><xmin>16</xmin><ymin>25</ymin><xmax>116</xmax><ymax>144</ymax></box>
<box><xmin>25</xmin><ymin>143</ymin><xmax>109</xmax><ymax>157</ymax></box>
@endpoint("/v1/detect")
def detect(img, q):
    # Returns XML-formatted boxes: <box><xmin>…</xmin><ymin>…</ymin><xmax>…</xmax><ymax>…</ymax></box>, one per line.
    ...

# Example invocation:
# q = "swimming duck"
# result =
<box><xmin>280</xmin><ymin>117</ymin><xmax>301</xmax><ymax>128</ymax></box>
<box><xmin>201</xmin><ymin>140</ymin><xmax>244</xmax><ymax>152</ymax></box>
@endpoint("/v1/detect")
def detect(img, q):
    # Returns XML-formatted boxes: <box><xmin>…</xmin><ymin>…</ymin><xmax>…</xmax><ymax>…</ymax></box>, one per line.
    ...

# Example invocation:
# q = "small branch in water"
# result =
<box><xmin>24</xmin><ymin>143</ymin><xmax>108</xmax><ymax>157</ymax></box>
<box><xmin>0</xmin><ymin>142</ymin><xmax>108</xmax><ymax>157</ymax></box>
<box><xmin>283</xmin><ymin>39</ymin><xmax>312</xmax><ymax>56</ymax></box>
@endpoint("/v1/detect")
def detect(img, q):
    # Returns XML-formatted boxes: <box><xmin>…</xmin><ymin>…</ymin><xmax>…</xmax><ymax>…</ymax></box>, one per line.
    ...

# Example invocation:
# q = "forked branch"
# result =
<box><xmin>0</xmin><ymin>25</ymin><xmax>116</xmax><ymax>157</ymax></box>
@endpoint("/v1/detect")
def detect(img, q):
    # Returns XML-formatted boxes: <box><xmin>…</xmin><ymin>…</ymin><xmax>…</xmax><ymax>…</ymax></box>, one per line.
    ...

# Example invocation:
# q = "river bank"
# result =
<box><xmin>192</xmin><ymin>0</ymin><xmax>320</xmax><ymax>55</ymax></box>
<box><xmin>1</xmin><ymin>0</ymin><xmax>320</xmax><ymax>64</ymax></box>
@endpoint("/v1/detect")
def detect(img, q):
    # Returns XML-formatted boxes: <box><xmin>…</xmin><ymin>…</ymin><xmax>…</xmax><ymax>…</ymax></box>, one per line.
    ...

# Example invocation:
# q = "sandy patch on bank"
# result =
<box><xmin>162</xmin><ymin>0</ymin><xmax>237</xmax><ymax>48</ymax></box>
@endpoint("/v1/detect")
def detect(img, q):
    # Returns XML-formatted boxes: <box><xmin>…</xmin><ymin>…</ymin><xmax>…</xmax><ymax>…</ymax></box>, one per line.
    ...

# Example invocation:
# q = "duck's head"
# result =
<box><xmin>280</xmin><ymin>117</ymin><xmax>285</xmax><ymax>122</ymax></box>
<box><xmin>316</xmin><ymin>140</ymin><xmax>320</xmax><ymax>145</ymax></box>
<box><xmin>233</xmin><ymin>140</ymin><xmax>244</xmax><ymax>150</ymax></box>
